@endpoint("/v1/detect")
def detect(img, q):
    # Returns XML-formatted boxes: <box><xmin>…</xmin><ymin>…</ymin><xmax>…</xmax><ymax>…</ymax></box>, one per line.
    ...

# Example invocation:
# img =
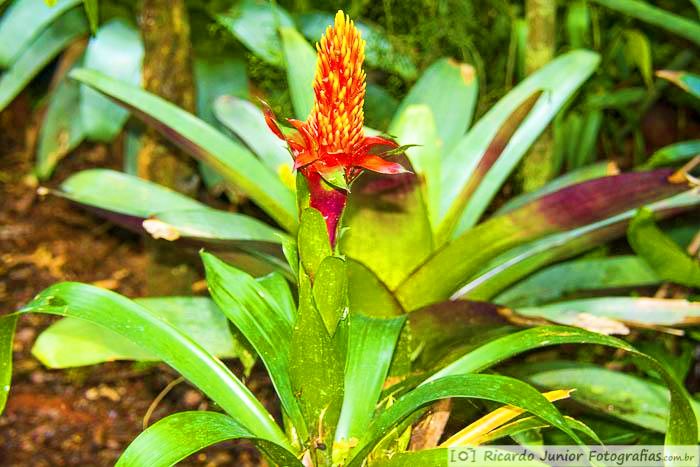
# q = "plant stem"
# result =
<box><xmin>138</xmin><ymin>0</ymin><xmax>199</xmax><ymax>295</ymax></box>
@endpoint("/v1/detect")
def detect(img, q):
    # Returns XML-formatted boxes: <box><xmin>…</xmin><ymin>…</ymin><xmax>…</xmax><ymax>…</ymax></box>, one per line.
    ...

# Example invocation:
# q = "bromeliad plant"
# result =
<box><xmin>3</xmin><ymin>8</ymin><xmax>700</xmax><ymax>466</ymax></box>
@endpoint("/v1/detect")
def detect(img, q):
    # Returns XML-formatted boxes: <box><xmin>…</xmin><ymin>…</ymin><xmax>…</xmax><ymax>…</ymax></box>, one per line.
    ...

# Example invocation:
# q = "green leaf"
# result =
<box><xmin>335</xmin><ymin>314</ymin><xmax>405</xmax><ymax>462</ymax></box>
<box><xmin>350</xmin><ymin>374</ymin><xmax>581</xmax><ymax>465</ymax></box>
<box><xmin>200</xmin><ymin>252</ymin><xmax>304</xmax><ymax>438</ymax></box>
<box><xmin>345</xmin><ymin>259</ymin><xmax>404</xmax><ymax>318</ymax></box>
<box><xmin>15</xmin><ymin>283</ymin><xmax>290</xmax><ymax>448</ymax></box>
<box><xmin>403</xmin><ymin>300</ymin><xmax>513</xmax><ymax>374</ymax></box>
<box><xmin>341</xmin><ymin>169</ymin><xmax>434</xmax><ymax>291</ymax></box>
<box><xmin>391</xmin><ymin>105</ymin><xmax>441</xmax><ymax>228</ymax></box>
<box><xmin>517</xmin><ymin>297</ymin><xmax>700</xmax><ymax>332</ymax></box>
<box><xmin>83</xmin><ymin>0</ymin><xmax>97</xmax><ymax>33</ymax></box>
<box><xmin>32</xmin><ymin>297</ymin><xmax>250</xmax><ymax>369</ymax></box>
<box><xmin>479</xmin><ymin>415</ymin><xmax>602</xmax><ymax>445</ymax></box>
<box><xmin>0</xmin><ymin>0</ymin><xmax>81</xmax><ymax>67</ymax></box>
<box><xmin>364</xmin><ymin>84</ymin><xmax>399</xmax><ymax>131</ymax></box>
<box><xmin>0</xmin><ymin>315</ymin><xmax>18</xmax><ymax>413</ymax></box>
<box><xmin>496</xmin><ymin>161</ymin><xmax>616</xmax><ymax>215</ymax></box>
<box><xmin>298</xmin><ymin>12</ymin><xmax>417</xmax><ymax>80</ymax></box>
<box><xmin>437</xmin><ymin>92</ymin><xmax>542</xmax><ymax>241</ymax></box>
<box><xmin>624</xmin><ymin>29</ymin><xmax>653</xmax><ymax>87</ymax></box>
<box><xmin>644</xmin><ymin>140</ymin><xmax>700</xmax><ymax>168</ymax></box>
<box><xmin>520</xmin><ymin>362</ymin><xmax>700</xmax><ymax>441</ymax></box>
<box><xmin>313</xmin><ymin>256</ymin><xmax>348</xmax><ymax>334</ymax></box>
<box><xmin>213</xmin><ymin>96</ymin><xmax>292</xmax><ymax>174</ymax></box>
<box><xmin>80</xmin><ymin>19</ymin><xmax>143</xmax><ymax>141</ymax></box>
<box><xmin>36</xmin><ymin>58</ymin><xmax>85</xmax><ymax>180</ymax></box>
<box><xmin>495</xmin><ymin>256</ymin><xmax>659</xmax><ymax>307</ymax></box>
<box><xmin>116</xmin><ymin>411</ymin><xmax>301</xmax><ymax>467</ymax></box>
<box><xmin>298</xmin><ymin>208</ymin><xmax>331</xmax><ymax>279</ymax></box>
<box><xmin>145</xmin><ymin>210</ymin><xmax>288</xmax><ymax>246</ymax></box>
<box><xmin>390</xmin><ymin>58</ymin><xmax>478</xmax><ymax>155</ymax></box>
<box><xmin>58</xmin><ymin>169</ymin><xmax>205</xmax><ymax>217</ymax></box>
<box><xmin>0</xmin><ymin>8</ymin><xmax>87</xmax><ymax>112</ymax></box>
<box><xmin>397</xmin><ymin>169</ymin><xmax>688</xmax><ymax>309</ymax></box>
<box><xmin>69</xmin><ymin>68</ymin><xmax>297</xmax><ymax>231</ymax></box>
<box><xmin>440</xmin><ymin>50</ymin><xmax>600</xmax><ymax>237</ymax></box>
<box><xmin>194</xmin><ymin>56</ymin><xmax>249</xmax><ymax>126</ymax></box>
<box><xmin>289</xmin><ymin>270</ymin><xmax>344</xmax><ymax>462</ymax></box>
<box><xmin>280</xmin><ymin>26</ymin><xmax>316</xmax><ymax>120</ymax></box>
<box><xmin>425</xmin><ymin>326</ymin><xmax>697</xmax><ymax>445</ymax></box>
<box><xmin>216</xmin><ymin>0</ymin><xmax>294</xmax><ymax>67</ymax></box>
<box><xmin>628</xmin><ymin>208</ymin><xmax>700</xmax><ymax>287</ymax></box>
<box><xmin>589</xmin><ymin>0</ymin><xmax>700</xmax><ymax>47</ymax></box>
<box><xmin>457</xmin><ymin>190</ymin><xmax>700</xmax><ymax>301</ymax></box>
<box><xmin>566</xmin><ymin>1</ymin><xmax>591</xmax><ymax>48</ymax></box>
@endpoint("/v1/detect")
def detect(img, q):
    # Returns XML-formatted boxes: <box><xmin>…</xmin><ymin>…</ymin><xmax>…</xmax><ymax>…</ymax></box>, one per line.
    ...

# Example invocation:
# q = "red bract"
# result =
<box><xmin>264</xmin><ymin>10</ymin><xmax>408</xmax><ymax>244</ymax></box>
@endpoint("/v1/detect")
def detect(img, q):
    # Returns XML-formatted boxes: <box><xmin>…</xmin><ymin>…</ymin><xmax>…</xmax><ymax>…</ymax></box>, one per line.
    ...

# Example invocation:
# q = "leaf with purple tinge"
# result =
<box><xmin>455</xmin><ymin>189</ymin><xmax>700</xmax><ymax>302</ymax></box>
<box><xmin>397</xmin><ymin>169</ymin><xmax>690</xmax><ymax>310</ymax></box>
<box><xmin>50</xmin><ymin>170</ymin><xmax>290</xmax><ymax>276</ymax></box>
<box><xmin>403</xmin><ymin>300</ymin><xmax>514</xmax><ymax>373</ymax></box>
<box><xmin>437</xmin><ymin>92</ymin><xmax>541</xmax><ymax>241</ymax></box>
<box><xmin>439</xmin><ymin>51</ymin><xmax>600</xmax><ymax>239</ymax></box>
<box><xmin>69</xmin><ymin>68</ymin><xmax>297</xmax><ymax>232</ymax></box>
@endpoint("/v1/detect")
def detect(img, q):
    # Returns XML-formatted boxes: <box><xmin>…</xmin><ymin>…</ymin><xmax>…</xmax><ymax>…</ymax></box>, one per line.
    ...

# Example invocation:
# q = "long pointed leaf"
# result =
<box><xmin>214</xmin><ymin>95</ymin><xmax>292</xmax><ymax>173</ymax></box>
<box><xmin>201</xmin><ymin>252</ymin><xmax>305</xmax><ymax>438</ymax></box>
<box><xmin>14</xmin><ymin>283</ymin><xmax>290</xmax><ymax>448</ymax></box>
<box><xmin>424</xmin><ymin>326</ymin><xmax>697</xmax><ymax>445</ymax></box>
<box><xmin>398</xmin><ymin>169</ymin><xmax>687</xmax><ymax>310</ymax></box>
<box><xmin>439</xmin><ymin>50</ymin><xmax>600</xmax><ymax>237</ymax></box>
<box><xmin>69</xmin><ymin>68</ymin><xmax>297</xmax><ymax>232</ymax></box>
<box><xmin>116</xmin><ymin>411</ymin><xmax>301</xmax><ymax>467</ymax></box>
<box><xmin>335</xmin><ymin>314</ymin><xmax>406</xmax><ymax>448</ymax></box>
<box><xmin>494</xmin><ymin>256</ymin><xmax>659</xmax><ymax>307</ymax></box>
<box><xmin>389</xmin><ymin>58</ymin><xmax>478</xmax><ymax>155</ymax></box>
<box><xmin>517</xmin><ymin>297</ymin><xmax>700</xmax><ymax>331</ymax></box>
<box><xmin>280</xmin><ymin>26</ymin><xmax>316</xmax><ymax>120</ymax></box>
<box><xmin>589</xmin><ymin>0</ymin><xmax>700</xmax><ymax>47</ymax></box>
<box><xmin>457</xmin><ymin>189</ymin><xmax>700</xmax><ymax>301</ymax></box>
<box><xmin>349</xmin><ymin>374</ymin><xmax>581</xmax><ymax>466</ymax></box>
<box><xmin>32</xmin><ymin>297</ymin><xmax>247</xmax><ymax>368</ymax></box>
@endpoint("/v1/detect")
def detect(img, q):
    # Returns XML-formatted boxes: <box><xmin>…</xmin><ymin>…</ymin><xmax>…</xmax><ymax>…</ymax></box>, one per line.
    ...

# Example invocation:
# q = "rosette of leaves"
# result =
<box><xmin>2</xmin><ymin>7</ymin><xmax>699</xmax><ymax>466</ymax></box>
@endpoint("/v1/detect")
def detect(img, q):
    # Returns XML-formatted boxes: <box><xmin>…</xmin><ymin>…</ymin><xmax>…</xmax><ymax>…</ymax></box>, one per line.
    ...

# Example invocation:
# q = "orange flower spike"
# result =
<box><xmin>264</xmin><ymin>10</ymin><xmax>408</xmax><ymax>244</ymax></box>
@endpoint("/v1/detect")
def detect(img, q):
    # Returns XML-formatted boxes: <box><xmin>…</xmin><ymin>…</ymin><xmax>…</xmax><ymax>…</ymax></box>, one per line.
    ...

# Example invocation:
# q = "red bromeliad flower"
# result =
<box><xmin>264</xmin><ymin>10</ymin><xmax>408</xmax><ymax>245</ymax></box>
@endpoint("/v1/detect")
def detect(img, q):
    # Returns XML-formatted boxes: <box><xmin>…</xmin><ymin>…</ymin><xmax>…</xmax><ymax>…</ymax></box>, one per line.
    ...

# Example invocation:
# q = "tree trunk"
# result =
<box><xmin>138</xmin><ymin>0</ymin><xmax>199</xmax><ymax>295</ymax></box>
<box><xmin>518</xmin><ymin>0</ymin><xmax>557</xmax><ymax>192</ymax></box>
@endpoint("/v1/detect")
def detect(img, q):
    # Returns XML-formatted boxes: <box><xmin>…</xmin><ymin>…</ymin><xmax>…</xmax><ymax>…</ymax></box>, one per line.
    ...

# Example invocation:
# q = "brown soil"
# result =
<box><xmin>0</xmin><ymin>96</ymin><xmax>267</xmax><ymax>466</ymax></box>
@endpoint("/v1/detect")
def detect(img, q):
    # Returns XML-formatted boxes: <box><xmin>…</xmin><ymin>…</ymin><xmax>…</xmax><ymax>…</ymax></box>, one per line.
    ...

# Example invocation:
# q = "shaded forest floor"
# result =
<box><xmin>0</xmin><ymin>96</ymin><xmax>268</xmax><ymax>466</ymax></box>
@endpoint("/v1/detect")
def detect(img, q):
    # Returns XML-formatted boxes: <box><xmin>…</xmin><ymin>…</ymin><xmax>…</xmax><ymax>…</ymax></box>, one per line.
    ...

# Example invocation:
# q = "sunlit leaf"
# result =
<box><xmin>644</xmin><ymin>140</ymin><xmax>700</xmax><ymax>168</ymax></box>
<box><xmin>32</xmin><ymin>297</ymin><xmax>248</xmax><ymax>368</ymax></box>
<box><xmin>390</xmin><ymin>58</ymin><xmax>478</xmax><ymax>155</ymax></box>
<box><xmin>116</xmin><ymin>411</ymin><xmax>301</xmax><ymax>467</ymax></box>
<box><xmin>13</xmin><ymin>283</ymin><xmax>290</xmax><ymax>447</ymax></box>
<box><xmin>334</xmin><ymin>313</ymin><xmax>406</xmax><ymax>459</ymax></box>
